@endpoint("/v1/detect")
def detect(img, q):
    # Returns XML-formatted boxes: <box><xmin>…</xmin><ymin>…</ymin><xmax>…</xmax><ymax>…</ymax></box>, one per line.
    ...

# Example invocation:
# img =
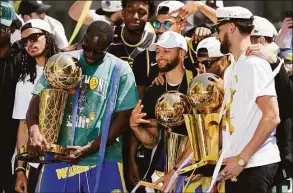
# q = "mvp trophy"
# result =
<box><xmin>17</xmin><ymin>53</ymin><xmax>82</xmax><ymax>163</ymax></box>
<box><xmin>180</xmin><ymin>73</ymin><xmax>225</xmax><ymax>175</ymax></box>
<box><xmin>139</xmin><ymin>91</ymin><xmax>192</xmax><ymax>190</ymax></box>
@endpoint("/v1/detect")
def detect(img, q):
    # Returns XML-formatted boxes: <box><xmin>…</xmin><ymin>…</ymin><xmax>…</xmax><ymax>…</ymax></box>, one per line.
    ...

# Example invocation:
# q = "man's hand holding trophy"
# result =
<box><xmin>17</xmin><ymin>53</ymin><xmax>82</xmax><ymax>163</ymax></box>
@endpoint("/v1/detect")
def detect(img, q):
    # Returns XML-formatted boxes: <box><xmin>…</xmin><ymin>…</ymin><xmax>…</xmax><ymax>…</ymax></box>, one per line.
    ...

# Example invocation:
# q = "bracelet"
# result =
<box><xmin>15</xmin><ymin>167</ymin><xmax>26</xmax><ymax>172</ymax></box>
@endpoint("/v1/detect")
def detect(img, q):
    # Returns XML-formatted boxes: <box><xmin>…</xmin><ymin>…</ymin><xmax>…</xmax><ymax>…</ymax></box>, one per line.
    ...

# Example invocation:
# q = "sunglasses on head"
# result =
<box><xmin>20</xmin><ymin>33</ymin><xmax>44</xmax><ymax>47</ymax></box>
<box><xmin>152</xmin><ymin>20</ymin><xmax>173</xmax><ymax>30</ymax></box>
<box><xmin>198</xmin><ymin>57</ymin><xmax>222</xmax><ymax>68</ymax></box>
<box><xmin>0</xmin><ymin>25</ymin><xmax>10</xmax><ymax>33</ymax></box>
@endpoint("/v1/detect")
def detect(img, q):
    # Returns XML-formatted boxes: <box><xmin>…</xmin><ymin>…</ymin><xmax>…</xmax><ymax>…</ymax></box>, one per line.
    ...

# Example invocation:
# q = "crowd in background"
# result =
<box><xmin>0</xmin><ymin>0</ymin><xmax>292</xmax><ymax>193</ymax></box>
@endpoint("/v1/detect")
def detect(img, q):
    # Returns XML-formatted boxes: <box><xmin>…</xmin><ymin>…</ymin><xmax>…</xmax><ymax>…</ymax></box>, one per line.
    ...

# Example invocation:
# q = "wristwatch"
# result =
<box><xmin>236</xmin><ymin>155</ymin><xmax>247</xmax><ymax>167</ymax></box>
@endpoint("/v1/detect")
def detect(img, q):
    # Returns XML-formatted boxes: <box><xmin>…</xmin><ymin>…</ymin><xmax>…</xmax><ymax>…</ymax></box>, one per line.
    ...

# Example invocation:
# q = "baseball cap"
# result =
<box><xmin>0</xmin><ymin>2</ymin><xmax>17</xmax><ymax>27</ymax></box>
<box><xmin>149</xmin><ymin>31</ymin><xmax>188</xmax><ymax>52</ymax></box>
<box><xmin>156</xmin><ymin>1</ymin><xmax>185</xmax><ymax>17</ymax></box>
<box><xmin>251</xmin><ymin>16</ymin><xmax>277</xmax><ymax>38</ymax></box>
<box><xmin>96</xmin><ymin>1</ymin><xmax>122</xmax><ymax>16</ymax></box>
<box><xmin>215</xmin><ymin>6</ymin><xmax>253</xmax><ymax>25</ymax></box>
<box><xmin>21</xmin><ymin>19</ymin><xmax>52</xmax><ymax>34</ymax></box>
<box><xmin>196</xmin><ymin>37</ymin><xmax>224</xmax><ymax>57</ymax></box>
<box><xmin>18</xmin><ymin>0</ymin><xmax>51</xmax><ymax>15</ymax></box>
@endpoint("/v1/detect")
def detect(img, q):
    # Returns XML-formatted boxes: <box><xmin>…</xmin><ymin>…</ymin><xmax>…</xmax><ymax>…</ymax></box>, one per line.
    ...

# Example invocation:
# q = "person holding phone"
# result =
<box><xmin>275</xmin><ymin>10</ymin><xmax>292</xmax><ymax>49</ymax></box>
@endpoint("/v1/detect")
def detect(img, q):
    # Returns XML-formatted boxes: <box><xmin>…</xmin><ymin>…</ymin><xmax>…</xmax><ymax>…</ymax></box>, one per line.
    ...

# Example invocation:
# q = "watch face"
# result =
<box><xmin>238</xmin><ymin>159</ymin><xmax>245</xmax><ymax>166</ymax></box>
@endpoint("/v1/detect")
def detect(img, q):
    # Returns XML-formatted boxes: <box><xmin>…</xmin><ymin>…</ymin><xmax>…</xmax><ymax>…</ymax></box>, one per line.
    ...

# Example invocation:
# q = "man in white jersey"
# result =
<box><xmin>213</xmin><ymin>7</ymin><xmax>281</xmax><ymax>193</ymax></box>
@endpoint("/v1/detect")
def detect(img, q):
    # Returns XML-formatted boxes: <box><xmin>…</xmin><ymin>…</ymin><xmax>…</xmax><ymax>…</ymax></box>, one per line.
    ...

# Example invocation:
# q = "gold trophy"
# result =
<box><xmin>180</xmin><ymin>73</ymin><xmax>225</xmax><ymax>175</ymax></box>
<box><xmin>139</xmin><ymin>91</ymin><xmax>192</xmax><ymax>190</ymax></box>
<box><xmin>17</xmin><ymin>53</ymin><xmax>82</xmax><ymax>163</ymax></box>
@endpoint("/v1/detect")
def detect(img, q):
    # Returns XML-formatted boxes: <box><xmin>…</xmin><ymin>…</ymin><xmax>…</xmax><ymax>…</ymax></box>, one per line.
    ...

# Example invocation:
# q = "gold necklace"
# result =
<box><xmin>165</xmin><ymin>76</ymin><xmax>184</xmax><ymax>92</ymax></box>
<box><xmin>121</xmin><ymin>26</ymin><xmax>145</xmax><ymax>48</ymax></box>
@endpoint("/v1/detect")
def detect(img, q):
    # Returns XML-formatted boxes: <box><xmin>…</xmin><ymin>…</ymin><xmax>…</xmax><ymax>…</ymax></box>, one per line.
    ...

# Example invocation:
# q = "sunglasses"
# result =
<box><xmin>152</xmin><ymin>20</ymin><xmax>173</xmax><ymax>30</ymax></box>
<box><xmin>20</xmin><ymin>33</ymin><xmax>44</xmax><ymax>47</ymax></box>
<box><xmin>198</xmin><ymin>57</ymin><xmax>222</xmax><ymax>68</ymax></box>
<box><xmin>212</xmin><ymin>20</ymin><xmax>233</xmax><ymax>34</ymax></box>
<box><xmin>0</xmin><ymin>25</ymin><xmax>10</xmax><ymax>33</ymax></box>
<box><xmin>82</xmin><ymin>44</ymin><xmax>106</xmax><ymax>55</ymax></box>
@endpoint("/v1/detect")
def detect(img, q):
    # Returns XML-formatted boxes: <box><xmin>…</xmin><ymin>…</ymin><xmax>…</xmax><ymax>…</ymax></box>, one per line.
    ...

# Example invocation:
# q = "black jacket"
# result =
<box><xmin>272</xmin><ymin>59</ymin><xmax>293</xmax><ymax>119</ymax></box>
<box><xmin>271</xmin><ymin>59</ymin><xmax>293</xmax><ymax>182</ymax></box>
<box><xmin>0</xmin><ymin>42</ymin><xmax>22</xmax><ymax>157</ymax></box>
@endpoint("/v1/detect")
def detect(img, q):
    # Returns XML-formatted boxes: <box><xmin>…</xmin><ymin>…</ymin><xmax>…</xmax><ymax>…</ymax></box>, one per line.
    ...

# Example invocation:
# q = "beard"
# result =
<box><xmin>158</xmin><ymin>56</ymin><xmax>180</xmax><ymax>73</ymax></box>
<box><xmin>220</xmin><ymin>33</ymin><xmax>231</xmax><ymax>54</ymax></box>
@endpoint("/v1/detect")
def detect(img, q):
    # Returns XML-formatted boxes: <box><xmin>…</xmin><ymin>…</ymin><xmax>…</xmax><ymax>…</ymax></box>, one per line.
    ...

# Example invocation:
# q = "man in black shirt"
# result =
<box><xmin>0</xmin><ymin>2</ymin><xmax>21</xmax><ymax>192</ymax></box>
<box><xmin>132</xmin><ymin>36</ymin><xmax>232</xmax><ymax>192</ymax></box>
<box><xmin>129</xmin><ymin>32</ymin><xmax>190</xmax><ymax>191</ymax></box>
<box><xmin>107</xmin><ymin>0</ymin><xmax>156</xmax><ymax>98</ymax></box>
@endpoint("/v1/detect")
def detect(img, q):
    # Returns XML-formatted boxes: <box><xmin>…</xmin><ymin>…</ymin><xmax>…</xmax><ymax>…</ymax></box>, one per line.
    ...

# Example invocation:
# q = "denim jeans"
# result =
<box><xmin>226</xmin><ymin>163</ymin><xmax>279</xmax><ymax>193</ymax></box>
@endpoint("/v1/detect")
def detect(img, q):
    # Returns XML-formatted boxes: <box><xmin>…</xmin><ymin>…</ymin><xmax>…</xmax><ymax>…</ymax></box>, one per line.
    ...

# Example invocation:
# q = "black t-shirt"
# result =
<box><xmin>142</xmin><ymin>73</ymin><xmax>189</xmax><ymax>119</ymax></box>
<box><xmin>107</xmin><ymin>26</ymin><xmax>157</xmax><ymax>87</ymax></box>
<box><xmin>138</xmin><ymin>73</ymin><xmax>189</xmax><ymax>176</ymax></box>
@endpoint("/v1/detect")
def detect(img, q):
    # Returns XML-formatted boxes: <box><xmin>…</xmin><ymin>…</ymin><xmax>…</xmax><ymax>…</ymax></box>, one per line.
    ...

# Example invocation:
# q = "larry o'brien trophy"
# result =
<box><xmin>139</xmin><ymin>91</ymin><xmax>192</xmax><ymax>190</ymax></box>
<box><xmin>17</xmin><ymin>53</ymin><xmax>82</xmax><ymax>163</ymax></box>
<box><xmin>180</xmin><ymin>73</ymin><xmax>225</xmax><ymax>175</ymax></box>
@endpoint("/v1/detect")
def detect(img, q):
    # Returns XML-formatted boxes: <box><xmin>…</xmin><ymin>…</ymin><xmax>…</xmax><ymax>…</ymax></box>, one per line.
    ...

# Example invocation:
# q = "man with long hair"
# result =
<box><xmin>14</xmin><ymin>19</ymin><xmax>60</xmax><ymax>193</ymax></box>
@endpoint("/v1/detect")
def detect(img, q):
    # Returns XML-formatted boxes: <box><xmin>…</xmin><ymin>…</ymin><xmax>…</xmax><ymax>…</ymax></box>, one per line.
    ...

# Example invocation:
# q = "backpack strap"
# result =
<box><xmin>185</xmin><ymin>37</ymin><xmax>196</xmax><ymax>64</ymax></box>
<box><xmin>93</xmin><ymin>62</ymin><xmax>123</xmax><ymax>192</ymax></box>
<box><xmin>185</xmin><ymin>69</ymin><xmax>193</xmax><ymax>85</ymax></box>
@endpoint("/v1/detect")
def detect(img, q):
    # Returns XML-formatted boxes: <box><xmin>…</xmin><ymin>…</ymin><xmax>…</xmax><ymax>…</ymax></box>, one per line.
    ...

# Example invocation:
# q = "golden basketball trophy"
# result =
<box><xmin>180</xmin><ymin>73</ymin><xmax>225</xmax><ymax>175</ymax></box>
<box><xmin>139</xmin><ymin>91</ymin><xmax>192</xmax><ymax>190</ymax></box>
<box><xmin>17</xmin><ymin>53</ymin><xmax>82</xmax><ymax>163</ymax></box>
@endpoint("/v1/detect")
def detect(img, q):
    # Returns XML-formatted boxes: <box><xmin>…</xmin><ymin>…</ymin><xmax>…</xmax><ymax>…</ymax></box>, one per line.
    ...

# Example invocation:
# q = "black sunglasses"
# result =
<box><xmin>212</xmin><ymin>20</ymin><xmax>234</xmax><ymax>34</ymax></box>
<box><xmin>20</xmin><ymin>33</ymin><xmax>44</xmax><ymax>47</ymax></box>
<box><xmin>198</xmin><ymin>57</ymin><xmax>222</xmax><ymax>68</ymax></box>
<box><xmin>82</xmin><ymin>44</ymin><xmax>107</xmax><ymax>55</ymax></box>
<box><xmin>0</xmin><ymin>25</ymin><xmax>10</xmax><ymax>33</ymax></box>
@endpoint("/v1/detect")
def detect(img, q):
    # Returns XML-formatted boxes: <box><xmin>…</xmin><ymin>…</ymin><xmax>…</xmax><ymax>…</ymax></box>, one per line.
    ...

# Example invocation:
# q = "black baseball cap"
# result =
<box><xmin>18</xmin><ymin>0</ymin><xmax>51</xmax><ymax>15</ymax></box>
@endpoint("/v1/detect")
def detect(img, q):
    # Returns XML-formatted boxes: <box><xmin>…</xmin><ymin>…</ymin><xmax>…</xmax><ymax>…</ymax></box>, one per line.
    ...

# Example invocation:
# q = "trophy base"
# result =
<box><xmin>179</xmin><ymin>156</ymin><xmax>225</xmax><ymax>176</ymax></box>
<box><xmin>16</xmin><ymin>144</ymin><xmax>66</xmax><ymax>163</ymax></box>
<box><xmin>139</xmin><ymin>181</ymin><xmax>163</xmax><ymax>190</ymax></box>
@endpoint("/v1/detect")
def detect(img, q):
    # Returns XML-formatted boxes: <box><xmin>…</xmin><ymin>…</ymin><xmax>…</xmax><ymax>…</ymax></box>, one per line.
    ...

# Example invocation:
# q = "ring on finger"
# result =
<box><xmin>231</xmin><ymin>177</ymin><xmax>237</xmax><ymax>182</ymax></box>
